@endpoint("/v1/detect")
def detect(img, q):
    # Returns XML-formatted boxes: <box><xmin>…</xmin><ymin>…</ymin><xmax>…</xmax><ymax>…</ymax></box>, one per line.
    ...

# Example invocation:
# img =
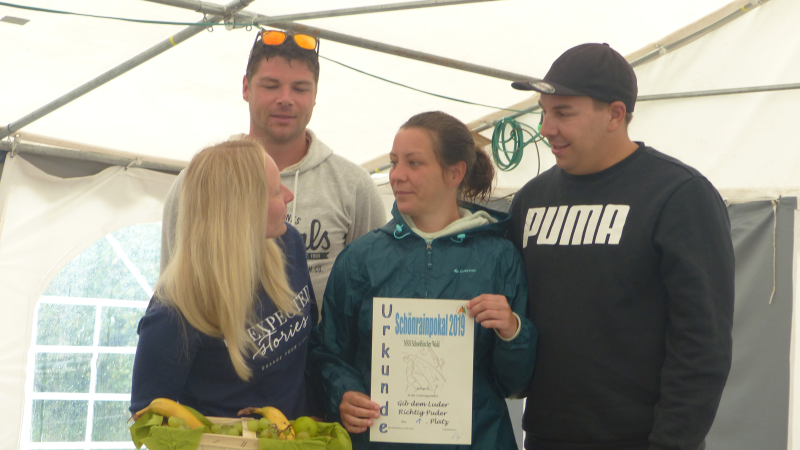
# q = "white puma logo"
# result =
<box><xmin>522</xmin><ymin>205</ymin><xmax>630</xmax><ymax>248</ymax></box>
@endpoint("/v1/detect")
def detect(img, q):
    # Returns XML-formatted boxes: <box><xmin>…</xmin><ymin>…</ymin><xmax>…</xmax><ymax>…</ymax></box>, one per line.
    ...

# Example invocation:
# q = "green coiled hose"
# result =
<box><xmin>490</xmin><ymin>116</ymin><xmax>550</xmax><ymax>172</ymax></box>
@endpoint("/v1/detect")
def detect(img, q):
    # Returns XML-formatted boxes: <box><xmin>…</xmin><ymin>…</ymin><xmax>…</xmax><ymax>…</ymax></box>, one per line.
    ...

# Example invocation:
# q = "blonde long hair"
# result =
<box><xmin>155</xmin><ymin>140</ymin><xmax>298</xmax><ymax>381</ymax></box>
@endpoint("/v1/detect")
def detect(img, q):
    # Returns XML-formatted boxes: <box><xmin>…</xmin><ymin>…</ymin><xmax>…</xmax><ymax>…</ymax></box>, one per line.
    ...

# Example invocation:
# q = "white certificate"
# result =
<box><xmin>370</xmin><ymin>297</ymin><xmax>474</xmax><ymax>445</ymax></box>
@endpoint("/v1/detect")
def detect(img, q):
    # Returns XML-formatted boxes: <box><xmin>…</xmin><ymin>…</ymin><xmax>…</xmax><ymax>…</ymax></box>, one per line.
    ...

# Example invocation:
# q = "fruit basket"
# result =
<box><xmin>130</xmin><ymin>412</ymin><xmax>351</xmax><ymax>450</ymax></box>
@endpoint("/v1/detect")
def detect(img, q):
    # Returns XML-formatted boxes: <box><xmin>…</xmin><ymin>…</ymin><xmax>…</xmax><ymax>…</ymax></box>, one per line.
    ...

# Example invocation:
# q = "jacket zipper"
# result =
<box><xmin>426</xmin><ymin>239</ymin><xmax>433</xmax><ymax>269</ymax></box>
<box><xmin>425</xmin><ymin>239</ymin><xmax>433</xmax><ymax>298</ymax></box>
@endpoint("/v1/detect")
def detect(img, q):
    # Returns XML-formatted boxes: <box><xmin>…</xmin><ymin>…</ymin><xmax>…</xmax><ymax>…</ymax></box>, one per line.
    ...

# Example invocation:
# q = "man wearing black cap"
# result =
<box><xmin>507</xmin><ymin>43</ymin><xmax>734</xmax><ymax>450</ymax></box>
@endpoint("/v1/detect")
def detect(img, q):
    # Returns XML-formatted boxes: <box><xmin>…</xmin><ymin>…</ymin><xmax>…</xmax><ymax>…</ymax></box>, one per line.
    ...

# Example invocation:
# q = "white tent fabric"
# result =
<box><xmin>2</xmin><ymin>0</ymin><xmax>800</xmax><ymax>448</ymax></box>
<box><xmin>1</xmin><ymin>0</ymin><xmax>733</xmax><ymax>165</ymax></box>
<box><xmin>0</xmin><ymin>155</ymin><xmax>174</xmax><ymax>449</ymax></box>
<box><xmin>794</xmin><ymin>209</ymin><xmax>800</xmax><ymax>448</ymax></box>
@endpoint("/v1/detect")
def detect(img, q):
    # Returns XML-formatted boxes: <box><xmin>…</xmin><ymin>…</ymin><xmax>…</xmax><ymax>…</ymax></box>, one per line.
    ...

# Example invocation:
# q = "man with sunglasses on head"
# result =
<box><xmin>507</xmin><ymin>43</ymin><xmax>735</xmax><ymax>450</ymax></box>
<box><xmin>160</xmin><ymin>30</ymin><xmax>386</xmax><ymax>315</ymax></box>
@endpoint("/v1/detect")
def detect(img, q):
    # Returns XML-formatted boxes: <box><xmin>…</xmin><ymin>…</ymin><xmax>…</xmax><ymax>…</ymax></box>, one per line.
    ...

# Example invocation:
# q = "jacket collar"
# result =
<box><xmin>381</xmin><ymin>202</ymin><xmax>509</xmax><ymax>241</ymax></box>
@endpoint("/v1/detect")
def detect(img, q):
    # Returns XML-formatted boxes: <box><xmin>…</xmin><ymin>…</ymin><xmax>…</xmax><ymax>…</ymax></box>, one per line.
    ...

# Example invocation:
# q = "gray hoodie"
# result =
<box><xmin>160</xmin><ymin>130</ymin><xmax>386</xmax><ymax>316</ymax></box>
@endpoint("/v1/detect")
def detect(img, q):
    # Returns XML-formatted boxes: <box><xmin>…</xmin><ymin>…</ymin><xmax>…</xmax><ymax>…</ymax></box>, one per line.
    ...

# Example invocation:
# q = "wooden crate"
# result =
<box><xmin>197</xmin><ymin>417</ymin><xmax>258</xmax><ymax>450</ymax></box>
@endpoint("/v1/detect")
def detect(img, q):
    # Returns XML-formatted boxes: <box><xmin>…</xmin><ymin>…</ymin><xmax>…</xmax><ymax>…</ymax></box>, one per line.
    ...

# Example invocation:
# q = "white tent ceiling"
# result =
<box><xmin>3</xmin><ymin>1</ymin><xmax>800</xmax><ymax>449</ymax></box>
<box><xmin>2</xmin><ymin>0</ymin><xmax>740</xmax><ymax>171</ymax></box>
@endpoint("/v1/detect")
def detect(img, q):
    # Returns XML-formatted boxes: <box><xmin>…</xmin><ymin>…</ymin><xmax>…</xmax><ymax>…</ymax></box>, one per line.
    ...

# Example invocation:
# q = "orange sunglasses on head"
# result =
<box><xmin>259</xmin><ymin>30</ymin><xmax>319</xmax><ymax>54</ymax></box>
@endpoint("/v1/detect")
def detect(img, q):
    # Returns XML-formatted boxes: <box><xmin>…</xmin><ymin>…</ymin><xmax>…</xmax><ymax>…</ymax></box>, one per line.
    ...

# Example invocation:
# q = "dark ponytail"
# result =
<box><xmin>401</xmin><ymin>111</ymin><xmax>494</xmax><ymax>203</ymax></box>
<box><xmin>462</xmin><ymin>142</ymin><xmax>494</xmax><ymax>203</ymax></box>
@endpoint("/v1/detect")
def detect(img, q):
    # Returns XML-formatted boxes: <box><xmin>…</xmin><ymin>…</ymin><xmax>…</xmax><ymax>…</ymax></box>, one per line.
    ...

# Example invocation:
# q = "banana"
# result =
<box><xmin>238</xmin><ymin>406</ymin><xmax>295</xmax><ymax>440</ymax></box>
<box><xmin>183</xmin><ymin>405</ymin><xmax>214</xmax><ymax>428</ymax></box>
<box><xmin>129</xmin><ymin>398</ymin><xmax>205</xmax><ymax>430</ymax></box>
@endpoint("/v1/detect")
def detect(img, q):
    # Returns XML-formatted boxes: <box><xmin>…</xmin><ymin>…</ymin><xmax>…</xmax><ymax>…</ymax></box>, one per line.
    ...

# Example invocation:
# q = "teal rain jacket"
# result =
<box><xmin>307</xmin><ymin>203</ymin><xmax>537</xmax><ymax>450</ymax></box>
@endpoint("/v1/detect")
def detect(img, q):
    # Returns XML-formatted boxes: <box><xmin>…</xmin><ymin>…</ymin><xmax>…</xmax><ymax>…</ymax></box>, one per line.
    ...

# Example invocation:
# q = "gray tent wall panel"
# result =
<box><xmin>707</xmin><ymin>198</ymin><xmax>795</xmax><ymax>449</ymax></box>
<box><xmin>0</xmin><ymin>151</ymin><xmax>113</xmax><ymax>180</ymax></box>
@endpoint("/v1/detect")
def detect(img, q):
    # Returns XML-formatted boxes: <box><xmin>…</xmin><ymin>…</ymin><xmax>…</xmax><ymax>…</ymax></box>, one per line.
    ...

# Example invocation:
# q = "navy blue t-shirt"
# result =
<box><xmin>129</xmin><ymin>225</ymin><xmax>317</xmax><ymax>418</ymax></box>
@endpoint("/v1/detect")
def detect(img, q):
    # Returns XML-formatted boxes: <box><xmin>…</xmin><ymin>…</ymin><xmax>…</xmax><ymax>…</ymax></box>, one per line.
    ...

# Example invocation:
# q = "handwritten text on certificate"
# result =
<box><xmin>370</xmin><ymin>297</ymin><xmax>474</xmax><ymax>445</ymax></box>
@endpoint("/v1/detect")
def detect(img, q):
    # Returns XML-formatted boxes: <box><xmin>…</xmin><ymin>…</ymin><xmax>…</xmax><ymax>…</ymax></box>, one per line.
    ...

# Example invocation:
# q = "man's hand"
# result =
<box><xmin>339</xmin><ymin>391</ymin><xmax>380</xmax><ymax>434</ymax></box>
<box><xmin>467</xmin><ymin>294</ymin><xmax>519</xmax><ymax>339</ymax></box>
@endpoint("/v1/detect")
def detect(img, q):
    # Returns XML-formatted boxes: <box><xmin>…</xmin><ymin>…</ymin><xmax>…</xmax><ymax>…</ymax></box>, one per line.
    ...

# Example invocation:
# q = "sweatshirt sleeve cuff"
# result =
<box><xmin>496</xmin><ymin>313</ymin><xmax>521</xmax><ymax>342</ymax></box>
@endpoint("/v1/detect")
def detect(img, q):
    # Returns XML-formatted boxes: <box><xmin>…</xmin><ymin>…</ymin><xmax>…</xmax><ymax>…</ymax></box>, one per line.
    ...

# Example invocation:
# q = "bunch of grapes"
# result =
<box><xmin>163</xmin><ymin>416</ymin><xmax>192</xmax><ymax>430</ymax></box>
<box><xmin>189</xmin><ymin>415</ymin><xmax>320</xmax><ymax>440</ymax></box>
<box><xmin>245</xmin><ymin>417</ymin><xmax>281</xmax><ymax>439</ymax></box>
<box><xmin>203</xmin><ymin>421</ymin><xmax>244</xmax><ymax>436</ymax></box>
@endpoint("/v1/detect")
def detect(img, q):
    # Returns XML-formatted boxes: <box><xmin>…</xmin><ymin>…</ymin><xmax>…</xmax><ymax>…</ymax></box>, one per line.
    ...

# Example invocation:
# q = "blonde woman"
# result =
<box><xmin>130</xmin><ymin>140</ymin><xmax>316</xmax><ymax>419</ymax></box>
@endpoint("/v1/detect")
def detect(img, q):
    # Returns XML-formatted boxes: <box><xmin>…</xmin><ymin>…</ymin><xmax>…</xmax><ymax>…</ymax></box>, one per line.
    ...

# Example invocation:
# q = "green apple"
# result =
<box><xmin>292</xmin><ymin>416</ymin><xmax>318</xmax><ymax>438</ymax></box>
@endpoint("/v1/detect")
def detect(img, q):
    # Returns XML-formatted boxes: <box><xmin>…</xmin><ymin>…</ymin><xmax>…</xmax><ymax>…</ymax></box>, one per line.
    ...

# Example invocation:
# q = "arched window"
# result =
<box><xmin>20</xmin><ymin>223</ymin><xmax>161</xmax><ymax>450</ymax></box>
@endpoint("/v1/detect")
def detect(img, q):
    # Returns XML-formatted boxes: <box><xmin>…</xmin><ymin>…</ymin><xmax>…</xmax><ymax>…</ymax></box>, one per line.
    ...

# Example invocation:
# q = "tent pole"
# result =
<box><xmin>0</xmin><ymin>0</ymin><xmax>257</xmax><ymax>141</ymax></box>
<box><xmin>256</xmin><ymin>0</ymin><xmax>501</xmax><ymax>23</ymax></box>
<box><xmin>637</xmin><ymin>83</ymin><xmax>800</xmax><ymax>101</ymax></box>
<box><xmin>142</xmin><ymin>0</ymin><xmax>540</xmax><ymax>83</ymax></box>
<box><xmin>274</xmin><ymin>21</ymin><xmax>536</xmax><ymax>82</ymax></box>
<box><xmin>469</xmin><ymin>81</ymin><xmax>800</xmax><ymax>133</ymax></box>
<box><xmin>143</xmin><ymin>0</ymin><xmax>228</xmax><ymax>15</ymax></box>
<box><xmin>142</xmin><ymin>0</ymin><xmax>503</xmax><ymax>24</ymax></box>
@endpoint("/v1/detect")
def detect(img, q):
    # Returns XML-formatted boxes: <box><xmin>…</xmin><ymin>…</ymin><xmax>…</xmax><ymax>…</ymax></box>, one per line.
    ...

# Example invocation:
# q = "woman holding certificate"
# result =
<box><xmin>308</xmin><ymin>111</ymin><xmax>537</xmax><ymax>449</ymax></box>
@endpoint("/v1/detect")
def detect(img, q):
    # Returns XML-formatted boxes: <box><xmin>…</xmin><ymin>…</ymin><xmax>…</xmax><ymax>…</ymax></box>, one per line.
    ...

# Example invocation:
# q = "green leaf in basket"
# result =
<box><xmin>254</xmin><ymin>421</ymin><xmax>350</xmax><ymax>450</ymax></box>
<box><xmin>141</xmin><ymin>425</ymin><xmax>204</xmax><ymax>450</ymax></box>
<box><xmin>310</xmin><ymin>422</ymin><xmax>351</xmax><ymax>450</ymax></box>
<box><xmin>257</xmin><ymin>436</ymin><xmax>327</xmax><ymax>450</ymax></box>
<box><xmin>324</xmin><ymin>423</ymin><xmax>352</xmax><ymax>450</ymax></box>
<box><xmin>130</xmin><ymin>412</ymin><xmax>164</xmax><ymax>449</ymax></box>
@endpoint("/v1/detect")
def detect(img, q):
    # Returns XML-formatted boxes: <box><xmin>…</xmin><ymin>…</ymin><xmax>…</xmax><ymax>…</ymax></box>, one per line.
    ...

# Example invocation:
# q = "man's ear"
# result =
<box><xmin>608</xmin><ymin>101</ymin><xmax>627</xmax><ymax>132</ymax></box>
<box><xmin>242</xmin><ymin>75</ymin><xmax>250</xmax><ymax>102</ymax></box>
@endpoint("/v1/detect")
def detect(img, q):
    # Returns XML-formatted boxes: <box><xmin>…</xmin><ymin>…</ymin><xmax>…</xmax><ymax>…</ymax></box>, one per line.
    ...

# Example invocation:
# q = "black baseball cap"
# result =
<box><xmin>512</xmin><ymin>43</ymin><xmax>638</xmax><ymax>112</ymax></box>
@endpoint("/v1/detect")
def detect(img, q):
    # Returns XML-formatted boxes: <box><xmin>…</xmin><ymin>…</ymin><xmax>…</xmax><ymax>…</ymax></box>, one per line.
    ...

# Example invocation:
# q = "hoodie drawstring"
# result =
<box><xmin>291</xmin><ymin>169</ymin><xmax>299</xmax><ymax>223</ymax></box>
<box><xmin>394</xmin><ymin>224</ymin><xmax>411</xmax><ymax>239</ymax></box>
<box><xmin>450</xmin><ymin>233</ymin><xmax>466</xmax><ymax>243</ymax></box>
